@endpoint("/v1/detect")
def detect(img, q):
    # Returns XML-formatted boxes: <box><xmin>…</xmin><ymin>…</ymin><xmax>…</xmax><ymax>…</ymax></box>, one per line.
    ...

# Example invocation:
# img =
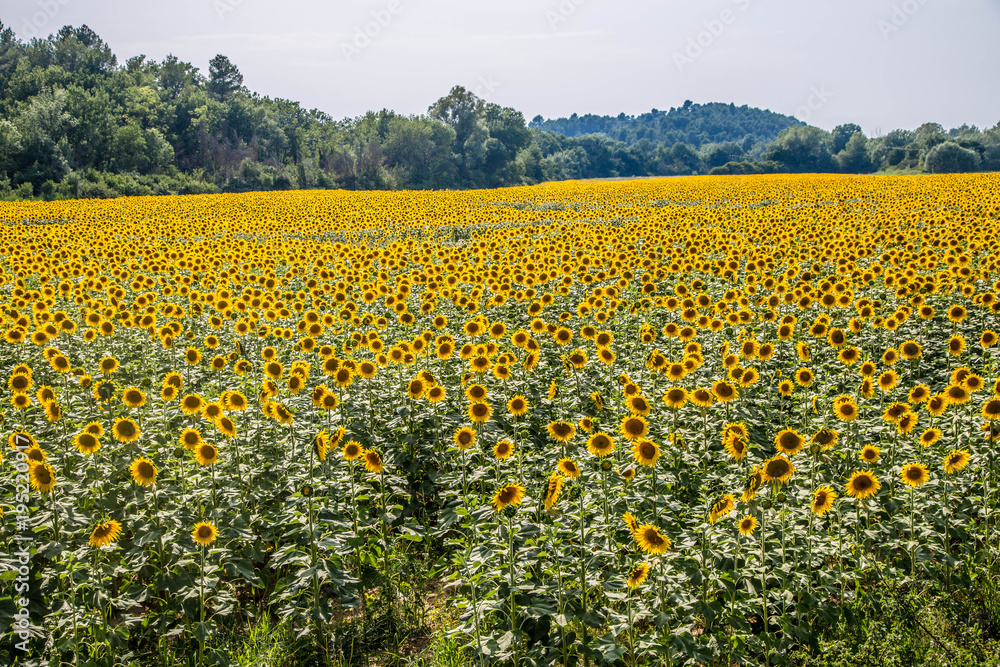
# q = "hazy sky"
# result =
<box><xmin>3</xmin><ymin>0</ymin><xmax>998</xmax><ymax>135</ymax></box>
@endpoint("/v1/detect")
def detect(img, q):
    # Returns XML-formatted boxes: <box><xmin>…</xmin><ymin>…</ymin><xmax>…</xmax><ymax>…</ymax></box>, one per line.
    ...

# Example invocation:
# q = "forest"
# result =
<box><xmin>0</xmin><ymin>22</ymin><xmax>997</xmax><ymax>200</ymax></box>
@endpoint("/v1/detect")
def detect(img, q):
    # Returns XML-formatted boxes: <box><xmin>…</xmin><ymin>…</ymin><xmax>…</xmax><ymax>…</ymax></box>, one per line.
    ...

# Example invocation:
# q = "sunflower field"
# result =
<box><xmin>2</xmin><ymin>173</ymin><xmax>1000</xmax><ymax>666</ymax></box>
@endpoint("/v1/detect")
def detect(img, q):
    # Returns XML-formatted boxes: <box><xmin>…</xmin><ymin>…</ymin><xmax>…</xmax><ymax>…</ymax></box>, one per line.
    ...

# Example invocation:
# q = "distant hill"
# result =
<box><xmin>529</xmin><ymin>101</ymin><xmax>803</xmax><ymax>149</ymax></box>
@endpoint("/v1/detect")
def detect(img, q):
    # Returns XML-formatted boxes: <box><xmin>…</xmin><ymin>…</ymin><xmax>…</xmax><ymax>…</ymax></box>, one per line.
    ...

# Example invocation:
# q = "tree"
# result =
<box><xmin>924</xmin><ymin>141</ymin><xmax>980</xmax><ymax>174</ymax></box>
<box><xmin>837</xmin><ymin>132</ymin><xmax>873</xmax><ymax>174</ymax></box>
<box><xmin>762</xmin><ymin>126</ymin><xmax>836</xmax><ymax>173</ymax></box>
<box><xmin>831</xmin><ymin>123</ymin><xmax>862</xmax><ymax>153</ymax></box>
<box><xmin>208</xmin><ymin>54</ymin><xmax>243</xmax><ymax>101</ymax></box>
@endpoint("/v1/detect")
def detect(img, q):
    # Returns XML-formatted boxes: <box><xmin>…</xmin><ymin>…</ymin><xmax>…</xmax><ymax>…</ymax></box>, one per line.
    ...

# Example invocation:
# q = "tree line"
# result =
<box><xmin>0</xmin><ymin>23</ymin><xmax>996</xmax><ymax>201</ymax></box>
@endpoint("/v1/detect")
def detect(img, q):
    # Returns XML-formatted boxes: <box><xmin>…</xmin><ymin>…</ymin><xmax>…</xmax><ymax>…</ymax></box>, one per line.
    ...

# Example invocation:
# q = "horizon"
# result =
<box><xmin>3</xmin><ymin>0</ymin><xmax>998</xmax><ymax>136</ymax></box>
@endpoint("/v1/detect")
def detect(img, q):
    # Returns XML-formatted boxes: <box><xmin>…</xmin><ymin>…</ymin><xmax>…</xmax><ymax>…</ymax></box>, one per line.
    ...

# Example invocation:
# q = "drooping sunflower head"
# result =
<box><xmin>89</xmin><ymin>520</ymin><xmax>123</xmax><ymax>548</ymax></box>
<box><xmin>627</xmin><ymin>563</ymin><xmax>651</xmax><ymax>589</ymax></box>
<box><xmin>544</xmin><ymin>472</ymin><xmax>565</xmax><ymax>510</ymax></box>
<box><xmin>943</xmin><ymin>449</ymin><xmax>970</xmax><ymax>474</ymax></box>
<box><xmin>364</xmin><ymin>450</ymin><xmax>384</xmax><ymax>473</ymax></box>
<box><xmin>491</xmin><ymin>484</ymin><xmax>525</xmax><ymax>512</ymax></box>
<box><xmin>634</xmin><ymin>524</ymin><xmax>671</xmax><ymax>555</ymax></box>
<box><xmin>811</xmin><ymin>487</ymin><xmax>836</xmax><ymax>516</ymax></box>
<box><xmin>29</xmin><ymin>462</ymin><xmax>56</xmax><ymax>493</ymax></box>
<box><xmin>709</xmin><ymin>494</ymin><xmax>736</xmax><ymax>524</ymax></box>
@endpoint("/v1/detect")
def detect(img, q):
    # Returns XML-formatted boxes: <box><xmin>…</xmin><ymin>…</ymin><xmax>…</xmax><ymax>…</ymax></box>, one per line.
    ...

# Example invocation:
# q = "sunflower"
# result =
<box><xmin>738</xmin><ymin>515</ymin><xmax>757</xmax><ymax>536</ymax></box>
<box><xmin>860</xmin><ymin>444</ymin><xmax>881</xmax><ymax>463</ymax></box>
<box><xmin>778</xmin><ymin>379</ymin><xmax>794</xmax><ymax>397</ymax></box>
<box><xmin>99</xmin><ymin>355</ymin><xmax>120</xmax><ymax>375</ymax></box>
<box><xmin>709</xmin><ymin>494</ymin><xmax>736</xmax><ymax>523</ymax></box>
<box><xmin>623</xmin><ymin>512</ymin><xmax>639</xmax><ymax>536</ymax></box>
<box><xmin>195</xmin><ymin>442</ymin><xmax>219</xmax><ymax>466</ymax></box>
<box><xmin>834</xmin><ymin>397</ymin><xmax>859</xmax><ymax>422</ymax></box>
<box><xmin>690</xmin><ymin>388</ymin><xmax>714</xmax><ymax>407</ymax></box>
<box><xmin>544</xmin><ymin>472</ymin><xmax>565</xmax><ymax>510</ymax></box>
<box><xmin>632</xmin><ymin>438</ymin><xmax>660</xmax><ymax>467</ymax></box>
<box><xmin>627</xmin><ymin>395</ymin><xmax>652</xmax><ymax>416</ymax></box>
<box><xmin>180</xmin><ymin>394</ymin><xmax>204</xmax><ymax>415</ymax></box>
<box><xmin>901</xmin><ymin>462</ymin><xmax>929</xmax><ymax>488</ymax></box>
<box><xmin>364</xmin><ymin>450</ymin><xmax>384</xmax><ymax>473</ymax></box>
<box><xmin>89</xmin><ymin>520</ymin><xmax>123</xmax><ymax>548</ymax></box>
<box><xmin>945</xmin><ymin>384</ymin><xmax>970</xmax><ymax>405</ymax></box>
<box><xmin>900</xmin><ymin>340</ymin><xmax>922</xmax><ymax>360</ymax></box>
<box><xmin>981</xmin><ymin>398</ymin><xmax>1000</xmax><ymax>421</ymax></box>
<box><xmin>468</xmin><ymin>401</ymin><xmax>493</xmax><ymax>424</ymax></box>
<box><xmin>981</xmin><ymin>330</ymin><xmax>998</xmax><ymax>348</ymax></box>
<box><xmin>11</xmin><ymin>393</ymin><xmax>30</xmax><ymax>409</ymax></box>
<box><xmin>493</xmin><ymin>439</ymin><xmax>514</xmax><ymax>460</ymax></box>
<box><xmin>634</xmin><ymin>524</ymin><xmax>671</xmax><ymax>555</ymax></box>
<box><xmin>25</xmin><ymin>447</ymin><xmax>46</xmax><ymax>464</ymax></box>
<box><xmin>724</xmin><ymin>433</ymin><xmax>748</xmax><ymax>461</ymax></box>
<box><xmin>662</xmin><ymin>387</ymin><xmax>687</xmax><ymax>409</ymax></box>
<box><xmin>947</xmin><ymin>304</ymin><xmax>967</xmax><ymax>322</ymax></box>
<box><xmin>73</xmin><ymin>431</ymin><xmax>101</xmax><ymax>455</ymax></box>
<box><xmin>507</xmin><ymin>395</ymin><xmax>529</xmax><ymax>417</ymax></box>
<box><xmin>761</xmin><ymin>455</ymin><xmax>795</xmax><ymax>485</ymax></box>
<box><xmin>774</xmin><ymin>429</ymin><xmax>805</xmax><ymax>457</ymax></box>
<box><xmin>621</xmin><ymin>415</ymin><xmax>649</xmax><ymax>441</ymax></box>
<box><xmin>927</xmin><ymin>393</ymin><xmax>948</xmax><ymax>416</ymax></box>
<box><xmin>947</xmin><ymin>335</ymin><xmax>965</xmax><ymax>355</ymax></box>
<box><xmin>943</xmin><ymin>449</ymin><xmax>970</xmax><ymax>474</ymax></box>
<box><xmin>547</xmin><ymin>421</ymin><xmax>576</xmax><ymax>443</ymax></box>
<box><xmin>811</xmin><ymin>487</ymin><xmax>836</xmax><ymax>516</ymax></box>
<box><xmin>180</xmin><ymin>428</ymin><xmax>201</xmax><ymax>450</ymax></box>
<box><xmin>586</xmin><ymin>432</ymin><xmax>616</xmax><ymax>458</ymax></box>
<box><xmin>29</xmin><ymin>462</ymin><xmax>56</xmax><ymax>493</ymax></box>
<box><xmin>883</xmin><ymin>402</ymin><xmax>910</xmax><ymax>423</ymax></box>
<box><xmin>877</xmin><ymin>370</ymin><xmax>899</xmax><ymax>392</ymax></box>
<box><xmin>557</xmin><ymin>458</ymin><xmax>581</xmax><ymax>479</ymax></box>
<box><xmin>812</xmin><ymin>429</ymin><xmax>838</xmax><ymax>451</ymax></box>
<box><xmin>919</xmin><ymin>427</ymin><xmax>941</xmax><ymax>447</ymax></box>
<box><xmin>454</xmin><ymin>427</ymin><xmax>476</xmax><ymax>451</ymax></box>
<box><xmin>112</xmin><ymin>418</ymin><xmax>140</xmax><ymax>443</ymax></box>
<box><xmin>712</xmin><ymin>380</ymin><xmax>738</xmax><ymax>402</ymax></box>
<box><xmin>192</xmin><ymin>522</ymin><xmax>218</xmax><ymax>547</ymax></box>
<box><xmin>908</xmin><ymin>384</ymin><xmax>930</xmax><ymax>404</ymax></box>
<box><xmin>845</xmin><ymin>470</ymin><xmax>880</xmax><ymax>500</ymax></box>
<box><xmin>795</xmin><ymin>368</ymin><xmax>814</xmax><ymax>387</ymax></box>
<box><xmin>491</xmin><ymin>484</ymin><xmax>525</xmax><ymax>511</ymax></box>
<box><xmin>342</xmin><ymin>440</ymin><xmax>364</xmax><ymax>461</ymax></box>
<box><xmin>130</xmin><ymin>458</ymin><xmax>157</xmax><ymax>486</ymax></box>
<box><xmin>838</xmin><ymin>346</ymin><xmax>861</xmax><ymax>365</ymax></box>
<box><xmin>627</xmin><ymin>563</ymin><xmax>651</xmax><ymax>589</ymax></box>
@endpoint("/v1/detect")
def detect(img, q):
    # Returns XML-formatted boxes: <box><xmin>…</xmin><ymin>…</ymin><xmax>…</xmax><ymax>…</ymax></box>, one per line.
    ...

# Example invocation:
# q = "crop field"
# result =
<box><xmin>2</xmin><ymin>174</ymin><xmax>1000</xmax><ymax>666</ymax></box>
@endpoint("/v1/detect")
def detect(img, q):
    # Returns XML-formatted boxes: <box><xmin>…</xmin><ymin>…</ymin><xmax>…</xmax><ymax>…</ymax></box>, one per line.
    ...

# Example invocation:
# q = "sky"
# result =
<box><xmin>3</xmin><ymin>0</ymin><xmax>998</xmax><ymax>136</ymax></box>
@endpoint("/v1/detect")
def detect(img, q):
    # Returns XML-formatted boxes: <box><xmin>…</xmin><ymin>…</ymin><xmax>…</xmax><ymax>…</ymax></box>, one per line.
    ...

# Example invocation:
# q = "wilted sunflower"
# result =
<box><xmin>586</xmin><ymin>432</ymin><xmax>616</xmax><ymax>458</ymax></box>
<box><xmin>900</xmin><ymin>463</ymin><xmax>929</xmax><ymax>488</ymax></box>
<box><xmin>811</xmin><ymin>487</ymin><xmax>836</xmax><ymax>516</ymax></box>
<box><xmin>192</xmin><ymin>522</ymin><xmax>218</xmax><ymax>547</ymax></box>
<box><xmin>846</xmin><ymin>471</ymin><xmax>880</xmax><ymax>500</ymax></box>
<box><xmin>364</xmin><ymin>450</ymin><xmax>384</xmax><ymax>474</ymax></box>
<box><xmin>761</xmin><ymin>455</ymin><xmax>795</xmax><ymax>485</ymax></box>
<box><xmin>195</xmin><ymin>442</ymin><xmax>219</xmax><ymax>466</ymax></box>
<box><xmin>89</xmin><ymin>520</ymin><xmax>123</xmax><ymax>548</ymax></box>
<box><xmin>627</xmin><ymin>563</ymin><xmax>651</xmax><ymax>589</ymax></box>
<box><xmin>943</xmin><ymin>449</ymin><xmax>970</xmax><ymax>474</ymax></box>
<box><xmin>29</xmin><ymin>462</ymin><xmax>56</xmax><ymax>493</ymax></box>
<box><xmin>491</xmin><ymin>484</ymin><xmax>525</xmax><ymax>511</ymax></box>
<box><xmin>634</xmin><ymin>524</ymin><xmax>671</xmax><ymax>555</ymax></box>
<box><xmin>737</xmin><ymin>515</ymin><xmax>757</xmax><ymax>536</ymax></box>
